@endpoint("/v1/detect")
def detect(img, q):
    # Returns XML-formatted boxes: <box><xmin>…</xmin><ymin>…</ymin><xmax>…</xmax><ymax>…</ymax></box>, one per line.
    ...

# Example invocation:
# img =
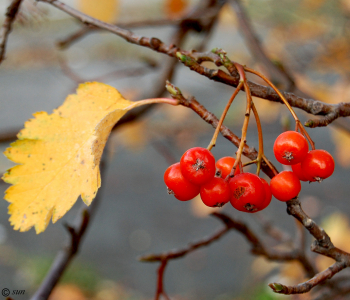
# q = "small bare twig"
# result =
<box><xmin>269</xmin><ymin>262</ymin><xmax>347</xmax><ymax>294</ymax></box>
<box><xmin>58</xmin><ymin>54</ymin><xmax>158</xmax><ymax>84</ymax></box>
<box><xmin>255</xmin><ymin>214</ymin><xmax>292</xmax><ymax>243</ymax></box>
<box><xmin>212</xmin><ymin>212</ymin><xmax>316</xmax><ymax>278</ymax></box>
<box><xmin>57</xmin><ymin>6</ymin><xmax>220</xmax><ymax>49</ymax></box>
<box><xmin>0</xmin><ymin>0</ymin><xmax>24</xmax><ymax>63</ymax></box>
<box><xmin>229</xmin><ymin>0</ymin><xmax>297</xmax><ymax>91</ymax></box>
<box><xmin>155</xmin><ymin>260</ymin><xmax>170</xmax><ymax>300</ymax></box>
<box><xmin>140</xmin><ymin>216</ymin><xmax>230</xmax><ymax>299</ymax></box>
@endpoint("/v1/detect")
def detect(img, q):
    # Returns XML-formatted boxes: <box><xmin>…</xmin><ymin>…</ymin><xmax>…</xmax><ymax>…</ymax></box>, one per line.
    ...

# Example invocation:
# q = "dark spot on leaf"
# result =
<box><xmin>50</xmin><ymin>157</ymin><xmax>53</xmax><ymax>160</ymax></box>
<box><xmin>28</xmin><ymin>154</ymin><xmax>31</xmax><ymax>158</ymax></box>
<box><xmin>81</xmin><ymin>160</ymin><xmax>85</xmax><ymax>164</ymax></box>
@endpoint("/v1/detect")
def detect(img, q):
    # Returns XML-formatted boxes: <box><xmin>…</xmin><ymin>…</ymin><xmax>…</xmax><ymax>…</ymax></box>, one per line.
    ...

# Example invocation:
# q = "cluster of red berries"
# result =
<box><xmin>164</xmin><ymin>147</ymin><xmax>272</xmax><ymax>213</ymax></box>
<box><xmin>271</xmin><ymin>131</ymin><xmax>335</xmax><ymax>201</ymax></box>
<box><xmin>164</xmin><ymin>130</ymin><xmax>335</xmax><ymax>212</ymax></box>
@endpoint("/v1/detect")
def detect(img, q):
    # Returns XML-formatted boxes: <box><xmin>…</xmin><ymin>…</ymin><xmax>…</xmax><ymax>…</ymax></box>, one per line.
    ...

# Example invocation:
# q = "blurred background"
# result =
<box><xmin>1</xmin><ymin>0</ymin><xmax>350</xmax><ymax>299</ymax></box>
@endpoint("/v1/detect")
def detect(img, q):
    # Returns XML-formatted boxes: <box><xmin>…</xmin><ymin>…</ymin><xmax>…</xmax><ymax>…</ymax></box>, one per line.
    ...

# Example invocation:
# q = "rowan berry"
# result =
<box><xmin>164</xmin><ymin>162</ymin><xmax>200</xmax><ymax>201</ymax></box>
<box><xmin>301</xmin><ymin>149</ymin><xmax>335</xmax><ymax>182</ymax></box>
<box><xmin>291</xmin><ymin>162</ymin><xmax>310</xmax><ymax>182</ymax></box>
<box><xmin>273</xmin><ymin>131</ymin><xmax>308</xmax><ymax>165</ymax></box>
<box><xmin>215</xmin><ymin>156</ymin><xmax>240</xmax><ymax>179</ymax></box>
<box><xmin>270</xmin><ymin>171</ymin><xmax>301</xmax><ymax>202</ymax></box>
<box><xmin>180</xmin><ymin>147</ymin><xmax>216</xmax><ymax>185</ymax></box>
<box><xmin>200</xmin><ymin>176</ymin><xmax>230</xmax><ymax>207</ymax></box>
<box><xmin>229</xmin><ymin>173</ymin><xmax>266</xmax><ymax>213</ymax></box>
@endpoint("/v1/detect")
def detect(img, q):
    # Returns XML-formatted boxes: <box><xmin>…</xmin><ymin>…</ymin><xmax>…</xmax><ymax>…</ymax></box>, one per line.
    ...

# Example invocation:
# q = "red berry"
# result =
<box><xmin>301</xmin><ymin>150</ymin><xmax>335</xmax><ymax>182</ymax></box>
<box><xmin>291</xmin><ymin>162</ymin><xmax>310</xmax><ymax>182</ymax></box>
<box><xmin>273</xmin><ymin>131</ymin><xmax>308</xmax><ymax>165</ymax></box>
<box><xmin>164</xmin><ymin>162</ymin><xmax>200</xmax><ymax>201</ymax></box>
<box><xmin>260</xmin><ymin>178</ymin><xmax>272</xmax><ymax>210</ymax></box>
<box><xmin>228</xmin><ymin>173</ymin><xmax>266</xmax><ymax>213</ymax></box>
<box><xmin>180</xmin><ymin>147</ymin><xmax>216</xmax><ymax>185</ymax></box>
<box><xmin>215</xmin><ymin>156</ymin><xmax>240</xmax><ymax>179</ymax></box>
<box><xmin>270</xmin><ymin>171</ymin><xmax>301</xmax><ymax>202</ymax></box>
<box><xmin>200</xmin><ymin>176</ymin><xmax>231</xmax><ymax>207</ymax></box>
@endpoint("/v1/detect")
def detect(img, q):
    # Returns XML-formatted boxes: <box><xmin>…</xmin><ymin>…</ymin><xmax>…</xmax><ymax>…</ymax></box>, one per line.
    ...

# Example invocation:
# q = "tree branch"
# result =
<box><xmin>0</xmin><ymin>0</ymin><xmax>24</xmax><ymax>63</ymax></box>
<box><xmin>269</xmin><ymin>261</ymin><xmax>347</xmax><ymax>294</ymax></box>
<box><xmin>36</xmin><ymin>0</ymin><xmax>350</xmax><ymax>128</ymax></box>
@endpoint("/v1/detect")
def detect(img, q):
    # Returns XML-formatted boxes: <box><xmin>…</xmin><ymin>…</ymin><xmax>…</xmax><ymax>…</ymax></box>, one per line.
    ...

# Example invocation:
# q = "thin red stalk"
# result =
<box><xmin>207</xmin><ymin>81</ymin><xmax>244</xmax><ymax>151</ymax></box>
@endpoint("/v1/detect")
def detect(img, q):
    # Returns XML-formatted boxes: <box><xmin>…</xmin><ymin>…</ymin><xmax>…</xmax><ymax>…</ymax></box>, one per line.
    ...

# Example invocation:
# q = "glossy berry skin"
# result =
<box><xmin>180</xmin><ymin>147</ymin><xmax>216</xmax><ymax>185</ymax></box>
<box><xmin>164</xmin><ymin>163</ymin><xmax>200</xmax><ymax>201</ymax></box>
<box><xmin>301</xmin><ymin>150</ymin><xmax>335</xmax><ymax>182</ymax></box>
<box><xmin>229</xmin><ymin>173</ymin><xmax>266</xmax><ymax>213</ymax></box>
<box><xmin>260</xmin><ymin>178</ymin><xmax>272</xmax><ymax>210</ymax></box>
<box><xmin>273</xmin><ymin>131</ymin><xmax>308</xmax><ymax>165</ymax></box>
<box><xmin>291</xmin><ymin>163</ymin><xmax>310</xmax><ymax>182</ymax></box>
<box><xmin>270</xmin><ymin>171</ymin><xmax>301</xmax><ymax>202</ymax></box>
<box><xmin>215</xmin><ymin>156</ymin><xmax>240</xmax><ymax>179</ymax></box>
<box><xmin>200</xmin><ymin>177</ymin><xmax>230</xmax><ymax>207</ymax></box>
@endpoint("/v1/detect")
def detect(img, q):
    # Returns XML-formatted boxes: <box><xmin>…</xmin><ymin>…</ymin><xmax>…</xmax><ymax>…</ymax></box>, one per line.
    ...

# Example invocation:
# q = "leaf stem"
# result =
<box><xmin>125</xmin><ymin>98</ymin><xmax>179</xmax><ymax>110</ymax></box>
<box><xmin>207</xmin><ymin>81</ymin><xmax>244</xmax><ymax>151</ymax></box>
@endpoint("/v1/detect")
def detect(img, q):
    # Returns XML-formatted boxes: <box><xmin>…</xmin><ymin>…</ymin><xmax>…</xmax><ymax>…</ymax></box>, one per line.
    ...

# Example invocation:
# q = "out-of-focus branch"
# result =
<box><xmin>36</xmin><ymin>0</ymin><xmax>350</xmax><ymax>128</ymax></box>
<box><xmin>262</xmin><ymin>197</ymin><xmax>350</xmax><ymax>295</ymax></box>
<box><xmin>140</xmin><ymin>223</ymin><xmax>229</xmax><ymax>263</ymax></box>
<box><xmin>0</xmin><ymin>0</ymin><xmax>24</xmax><ymax>63</ymax></box>
<box><xmin>212</xmin><ymin>212</ymin><xmax>317</xmax><ymax>277</ymax></box>
<box><xmin>57</xmin><ymin>6</ymin><xmax>220</xmax><ymax>49</ymax></box>
<box><xmin>141</xmin><ymin>211</ymin><xmax>317</xmax><ymax>299</ymax></box>
<box><xmin>229</xmin><ymin>0</ymin><xmax>296</xmax><ymax>91</ymax></box>
<box><xmin>255</xmin><ymin>214</ymin><xmax>292</xmax><ymax>243</ymax></box>
<box><xmin>30</xmin><ymin>155</ymin><xmax>108</xmax><ymax>300</ymax></box>
<box><xmin>58</xmin><ymin>54</ymin><xmax>158</xmax><ymax>84</ymax></box>
<box><xmin>140</xmin><ymin>215</ymin><xmax>231</xmax><ymax>299</ymax></box>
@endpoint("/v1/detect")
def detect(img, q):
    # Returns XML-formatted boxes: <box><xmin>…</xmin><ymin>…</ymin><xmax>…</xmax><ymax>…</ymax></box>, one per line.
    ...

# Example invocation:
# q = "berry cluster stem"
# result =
<box><xmin>207</xmin><ymin>81</ymin><xmax>244</xmax><ymax>151</ymax></box>
<box><xmin>244</xmin><ymin>67</ymin><xmax>315</xmax><ymax>150</ymax></box>
<box><xmin>229</xmin><ymin>63</ymin><xmax>252</xmax><ymax>177</ymax></box>
<box><xmin>251</xmin><ymin>102</ymin><xmax>264</xmax><ymax>176</ymax></box>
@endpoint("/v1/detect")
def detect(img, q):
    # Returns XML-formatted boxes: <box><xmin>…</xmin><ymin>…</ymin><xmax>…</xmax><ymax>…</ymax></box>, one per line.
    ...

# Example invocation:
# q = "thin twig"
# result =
<box><xmin>57</xmin><ymin>6</ymin><xmax>220</xmax><ymax>49</ymax></box>
<box><xmin>269</xmin><ymin>262</ymin><xmax>347</xmax><ymax>294</ymax></box>
<box><xmin>0</xmin><ymin>0</ymin><xmax>24</xmax><ymax>63</ymax></box>
<box><xmin>229</xmin><ymin>0</ymin><xmax>297</xmax><ymax>91</ymax></box>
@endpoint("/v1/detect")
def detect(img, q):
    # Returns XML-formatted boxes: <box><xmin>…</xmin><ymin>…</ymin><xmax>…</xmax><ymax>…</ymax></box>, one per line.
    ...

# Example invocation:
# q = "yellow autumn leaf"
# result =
<box><xmin>78</xmin><ymin>0</ymin><xmax>119</xmax><ymax>23</ymax></box>
<box><xmin>2</xmin><ymin>82</ymin><xmax>133</xmax><ymax>233</ymax></box>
